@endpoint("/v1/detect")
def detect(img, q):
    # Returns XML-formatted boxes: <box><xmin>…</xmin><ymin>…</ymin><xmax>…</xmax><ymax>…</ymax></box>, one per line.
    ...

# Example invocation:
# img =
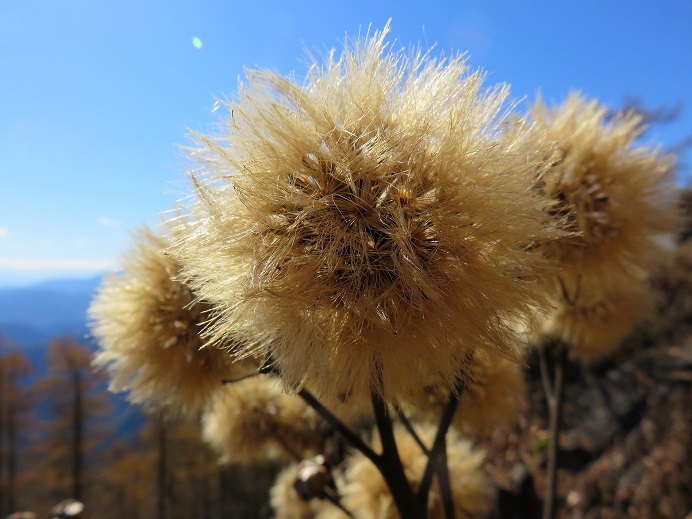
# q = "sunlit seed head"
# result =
<box><xmin>521</xmin><ymin>92</ymin><xmax>682</xmax><ymax>357</ymax></box>
<box><xmin>88</xmin><ymin>226</ymin><xmax>242</xmax><ymax>417</ymax></box>
<box><xmin>171</xmin><ymin>24</ymin><xmax>562</xmax><ymax>402</ymax></box>
<box><xmin>527</xmin><ymin>92</ymin><xmax>681</xmax><ymax>288</ymax></box>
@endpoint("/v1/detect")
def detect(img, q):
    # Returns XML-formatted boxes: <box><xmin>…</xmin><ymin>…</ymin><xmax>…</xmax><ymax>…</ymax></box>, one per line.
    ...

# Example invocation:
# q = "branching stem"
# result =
<box><xmin>539</xmin><ymin>341</ymin><xmax>567</xmax><ymax>519</ymax></box>
<box><xmin>416</xmin><ymin>375</ymin><xmax>465</xmax><ymax>512</ymax></box>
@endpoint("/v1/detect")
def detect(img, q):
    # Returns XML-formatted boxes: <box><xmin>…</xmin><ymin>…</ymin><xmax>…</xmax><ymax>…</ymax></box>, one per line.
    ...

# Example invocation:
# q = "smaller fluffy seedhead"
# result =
<box><xmin>407</xmin><ymin>349</ymin><xmax>527</xmax><ymax>434</ymax></box>
<box><xmin>529</xmin><ymin>92</ymin><xmax>680</xmax><ymax>290</ymax></box>
<box><xmin>202</xmin><ymin>375</ymin><xmax>325</xmax><ymax>464</ymax></box>
<box><xmin>89</xmin><ymin>226</ymin><xmax>240</xmax><ymax>417</ymax></box>
<box><xmin>522</xmin><ymin>93</ymin><xmax>681</xmax><ymax>359</ymax></box>
<box><xmin>335</xmin><ymin>424</ymin><xmax>495</xmax><ymax>519</ymax></box>
<box><xmin>541</xmin><ymin>279</ymin><xmax>653</xmax><ymax>361</ymax></box>
<box><xmin>270</xmin><ymin>463</ymin><xmax>318</xmax><ymax>519</ymax></box>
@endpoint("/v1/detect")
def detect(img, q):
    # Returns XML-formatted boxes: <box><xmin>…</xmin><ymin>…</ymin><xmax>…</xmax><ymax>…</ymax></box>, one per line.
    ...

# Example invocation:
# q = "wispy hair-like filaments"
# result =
<box><xmin>172</xmin><ymin>27</ymin><xmax>560</xmax><ymax>401</ymax></box>
<box><xmin>89</xmin><ymin>226</ymin><xmax>240</xmax><ymax>416</ymax></box>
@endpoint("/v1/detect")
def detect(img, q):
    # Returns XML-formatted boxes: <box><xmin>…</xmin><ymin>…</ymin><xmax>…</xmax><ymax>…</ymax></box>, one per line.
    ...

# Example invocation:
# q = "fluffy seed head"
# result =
<box><xmin>270</xmin><ymin>459</ymin><xmax>341</xmax><ymax>519</ymax></box>
<box><xmin>172</xmin><ymin>26</ymin><xmax>560</xmax><ymax>401</ymax></box>
<box><xmin>335</xmin><ymin>424</ymin><xmax>495</xmax><ymax>519</ymax></box>
<box><xmin>89</xmin><ymin>226</ymin><xmax>240</xmax><ymax>417</ymax></box>
<box><xmin>529</xmin><ymin>92</ymin><xmax>680</xmax><ymax>290</ymax></box>
<box><xmin>523</xmin><ymin>93</ymin><xmax>680</xmax><ymax>358</ymax></box>
<box><xmin>202</xmin><ymin>375</ymin><xmax>324</xmax><ymax>464</ymax></box>
<box><xmin>269</xmin><ymin>463</ymin><xmax>318</xmax><ymax>519</ymax></box>
<box><xmin>407</xmin><ymin>349</ymin><xmax>527</xmax><ymax>433</ymax></box>
<box><xmin>542</xmin><ymin>278</ymin><xmax>653</xmax><ymax>361</ymax></box>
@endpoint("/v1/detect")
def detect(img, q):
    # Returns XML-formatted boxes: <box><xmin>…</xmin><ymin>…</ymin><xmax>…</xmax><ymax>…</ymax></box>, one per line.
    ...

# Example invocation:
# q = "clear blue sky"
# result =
<box><xmin>1</xmin><ymin>0</ymin><xmax>690</xmax><ymax>286</ymax></box>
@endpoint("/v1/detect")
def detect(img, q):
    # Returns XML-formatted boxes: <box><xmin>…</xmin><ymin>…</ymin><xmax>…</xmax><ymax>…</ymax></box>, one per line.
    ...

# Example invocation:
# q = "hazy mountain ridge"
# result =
<box><xmin>0</xmin><ymin>275</ymin><xmax>103</xmax><ymax>347</ymax></box>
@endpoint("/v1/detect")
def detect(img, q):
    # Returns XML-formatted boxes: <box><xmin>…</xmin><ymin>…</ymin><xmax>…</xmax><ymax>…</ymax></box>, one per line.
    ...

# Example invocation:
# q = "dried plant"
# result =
<box><xmin>170</xmin><ymin>25</ymin><xmax>560</xmax><ymax>403</ymax></box>
<box><xmin>525</xmin><ymin>92</ymin><xmax>681</xmax><ymax>360</ymax></box>
<box><xmin>407</xmin><ymin>349</ymin><xmax>527</xmax><ymax>434</ymax></box>
<box><xmin>86</xmin><ymin>24</ymin><xmax>687</xmax><ymax>519</ymax></box>
<box><xmin>202</xmin><ymin>375</ymin><xmax>327</xmax><ymax>464</ymax></box>
<box><xmin>89</xmin><ymin>226</ymin><xmax>241</xmax><ymax>417</ymax></box>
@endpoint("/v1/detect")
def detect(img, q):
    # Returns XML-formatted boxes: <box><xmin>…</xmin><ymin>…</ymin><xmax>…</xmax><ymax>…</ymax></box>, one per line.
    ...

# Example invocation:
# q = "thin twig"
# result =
<box><xmin>221</xmin><ymin>372</ymin><xmax>260</xmax><ymax>384</ymax></box>
<box><xmin>542</xmin><ymin>341</ymin><xmax>567</xmax><ymax>519</ymax></box>
<box><xmin>538</xmin><ymin>346</ymin><xmax>555</xmax><ymax>403</ymax></box>
<box><xmin>297</xmin><ymin>388</ymin><xmax>380</xmax><ymax>465</ymax></box>
<box><xmin>322</xmin><ymin>486</ymin><xmax>355</xmax><ymax>518</ymax></box>
<box><xmin>396</xmin><ymin>407</ymin><xmax>430</xmax><ymax>456</ymax></box>
<box><xmin>416</xmin><ymin>375</ymin><xmax>465</xmax><ymax>510</ymax></box>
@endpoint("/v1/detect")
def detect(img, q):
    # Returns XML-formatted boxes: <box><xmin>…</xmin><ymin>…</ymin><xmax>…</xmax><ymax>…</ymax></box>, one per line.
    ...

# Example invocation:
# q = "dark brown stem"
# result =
<box><xmin>297</xmin><ymin>388</ymin><xmax>379</xmax><ymax>465</ymax></box>
<box><xmin>416</xmin><ymin>375</ymin><xmax>465</xmax><ymax>511</ymax></box>
<box><xmin>298</xmin><ymin>386</ymin><xmax>422</xmax><ymax>518</ymax></box>
<box><xmin>541</xmin><ymin>341</ymin><xmax>567</xmax><ymax>519</ymax></box>
<box><xmin>371</xmin><ymin>388</ymin><xmax>424</xmax><ymax>519</ymax></box>
<box><xmin>437</xmin><ymin>436</ymin><xmax>456</xmax><ymax>519</ymax></box>
<box><xmin>397</xmin><ymin>407</ymin><xmax>430</xmax><ymax>456</ymax></box>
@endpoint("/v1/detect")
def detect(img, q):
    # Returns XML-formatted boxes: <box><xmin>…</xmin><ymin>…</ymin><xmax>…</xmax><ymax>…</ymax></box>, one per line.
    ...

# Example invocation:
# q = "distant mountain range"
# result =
<box><xmin>0</xmin><ymin>276</ymin><xmax>103</xmax><ymax>348</ymax></box>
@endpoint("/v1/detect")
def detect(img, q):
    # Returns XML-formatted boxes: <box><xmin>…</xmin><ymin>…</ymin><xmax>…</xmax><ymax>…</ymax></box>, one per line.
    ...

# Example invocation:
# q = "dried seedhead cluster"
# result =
<box><xmin>524</xmin><ymin>93</ymin><xmax>681</xmax><ymax>358</ymax></box>
<box><xmin>202</xmin><ymin>375</ymin><xmax>324</xmax><ymax>464</ymax></box>
<box><xmin>86</xmin><ymin>24</ymin><xmax>684</xmax><ymax>519</ymax></box>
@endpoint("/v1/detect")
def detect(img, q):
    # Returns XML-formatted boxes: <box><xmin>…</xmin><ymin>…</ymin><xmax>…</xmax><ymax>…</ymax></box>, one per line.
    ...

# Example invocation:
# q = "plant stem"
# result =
<box><xmin>541</xmin><ymin>341</ymin><xmax>567</xmax><ymax>519</ymax></box>
<box><xmin>437</xmin><ymin>436</ymin><xmax>456</xmax><ymax>519</ymax></box>
<box><xmin>416</xmin><ymin>375</ymin><xmax>465</xmax><ymax>512</ymax></box>
<box><xmin>298</xmin><ymin>386</ymin><xmax>423</xmax><ymax>518</ymax></box>
<box><xmin>397</xmin><ymin>407</ymin><xmax>430</xmax><ymax>456</ymax></box>
<box><xmin>297</xmin><ymin>388</ymin><xmax>379</xmax><ymax>465</ymax></box>
<box><xmin>371</xmin><ymin>388</ymin><xmax>424</xmax><ymax>519</ymax></box>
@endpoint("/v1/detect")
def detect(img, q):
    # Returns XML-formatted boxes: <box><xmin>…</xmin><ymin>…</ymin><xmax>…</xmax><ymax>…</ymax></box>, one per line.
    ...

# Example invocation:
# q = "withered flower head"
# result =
<box><xmin>335</xmin><ymin>424</ymin><xmax>495</xmax><ymax>519</ymax></box>
<box><xmin>89</xmin><ymin>226</ymin><xmax>240</xmax><ymax>417</ymax></box>
<box><xmin>269</xmin><ymin>463</ymin><xmax>319</xmax><ymax>519</ymax></box>
<box><xmin>171</xmin><ymin>26</ymin><xmax>559</xmax><ymax>401</ymax></box>
<box><xmin>525</xmin><ymin>93</ymin><xmax>680</xmax><ymax>359</ymax></box>
<box><xmin>202</xmin><ymin>375</ymin><xmax>324</xmax><ymax>464</ymax></box>
<box><xmin>529</xmin><ymin>92</ymin><xmax>680</xmax><ymax>289</ymax></box>
<box><xmin>542</xmin><ymin>279</ymin><xmax>653</xmax><ymax>361</ymax></box>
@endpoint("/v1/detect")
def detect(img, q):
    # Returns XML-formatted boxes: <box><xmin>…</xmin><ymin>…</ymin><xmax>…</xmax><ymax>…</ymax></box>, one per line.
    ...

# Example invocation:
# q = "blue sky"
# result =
<box><xmin>1</xmin><ymin>0</ymin><xmax>690</xmax><ymax>286</ymax></box>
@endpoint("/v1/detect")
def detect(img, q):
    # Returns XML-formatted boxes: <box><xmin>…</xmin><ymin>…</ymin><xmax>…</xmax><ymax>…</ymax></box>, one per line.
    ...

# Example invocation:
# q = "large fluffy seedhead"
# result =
<box><xmin>202</xmin><ymin>375</ymin><xmax>325</xmax><ymax>464</ymax></box>
<box><xmin>334</xmin><ymin>424</ymin><xmax>495</xmax><ymax>519</ymax></box>
<box><xmin>89</xmin><ymin>226</ymin><xmax>239</xmax><ymax>417</ymax></box>
<box><xmin>172</xmin><ymin>26</ymin><xmax>559</xmax><ymax>401</ymax></box>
